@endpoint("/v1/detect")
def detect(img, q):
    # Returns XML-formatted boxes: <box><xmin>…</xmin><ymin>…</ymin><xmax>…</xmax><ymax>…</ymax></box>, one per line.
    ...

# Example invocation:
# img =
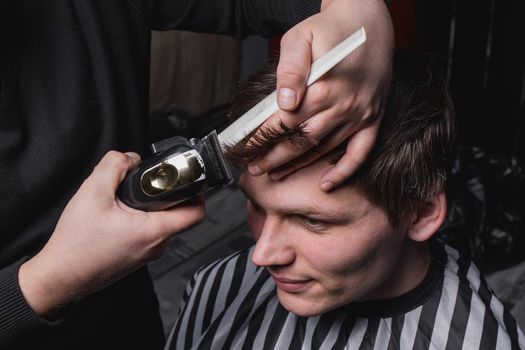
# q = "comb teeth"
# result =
<box><xmin>219</xmin><ymin>91</ymin><xmax>278</xmax><ymax>150</ymax></box>
<box><xmin>218</xmin><ymin>27</ymin><xmax>367</xmax><ymax>150</ymax></box>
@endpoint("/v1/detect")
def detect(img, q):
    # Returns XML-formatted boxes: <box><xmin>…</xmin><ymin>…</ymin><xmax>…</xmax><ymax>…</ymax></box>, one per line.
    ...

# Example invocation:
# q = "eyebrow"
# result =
<box><xmin>238</xmin><ymin>183</ymin><xmax>353</xmax><ymax>223</ymax></box>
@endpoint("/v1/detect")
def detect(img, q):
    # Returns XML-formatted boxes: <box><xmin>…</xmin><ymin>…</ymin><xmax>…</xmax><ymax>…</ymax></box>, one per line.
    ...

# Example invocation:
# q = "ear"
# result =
<box><xmin>407</xmin><ymin>193</ymin><xmax>447</xmax><ymax>242</ymax></box>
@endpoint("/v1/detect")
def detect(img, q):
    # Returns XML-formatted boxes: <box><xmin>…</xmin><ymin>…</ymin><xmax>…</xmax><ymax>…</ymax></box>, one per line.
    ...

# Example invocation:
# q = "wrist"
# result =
<box><xmin>18</xmin><ymin>254</ymin><xmax>71</xmax><ymax>318</ymax></box>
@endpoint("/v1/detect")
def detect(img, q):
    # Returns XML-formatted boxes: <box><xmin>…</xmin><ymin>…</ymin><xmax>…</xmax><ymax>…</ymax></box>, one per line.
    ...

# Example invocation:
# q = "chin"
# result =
<box><xmin>277</xmin><ymin>290</ymin><xmax>340</xmax><ymax>317</ymax></box>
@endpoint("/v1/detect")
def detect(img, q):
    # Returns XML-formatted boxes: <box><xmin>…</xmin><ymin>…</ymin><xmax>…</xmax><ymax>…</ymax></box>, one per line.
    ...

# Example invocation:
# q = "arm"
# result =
<box><xmin>149</xmin><ymin>0</ymin><xmax>321</xmax><ymax>39</ymax></box>
<box><xmin>0</xmin><ymin>259</ymin><xmax>58</xmax><ymax>348</ymax></box>
<box><xmin>15</xmin><ymin>152</ymin><xmax>205</xmax><ymax>319</ymax></box>
<box><xmin>249</xmin><ymin>0</ymin><xmax>394</xmax><ymax>190</ymax></box>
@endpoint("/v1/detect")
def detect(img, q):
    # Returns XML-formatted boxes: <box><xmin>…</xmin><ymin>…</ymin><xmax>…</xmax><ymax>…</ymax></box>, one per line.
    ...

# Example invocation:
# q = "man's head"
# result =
<box><xmin>227</xmin><ymin>51</ymin><xmax>456</xmax><ymax>316</ymax></box>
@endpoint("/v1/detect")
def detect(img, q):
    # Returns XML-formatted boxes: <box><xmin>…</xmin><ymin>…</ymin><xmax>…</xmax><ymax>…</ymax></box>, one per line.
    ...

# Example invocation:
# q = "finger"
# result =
<box><xmin>248</xmin><ymin>101</ymin><xmax>360</xmax><ymax>176</ymax></box>
<box><xmin>254</xmin><ymin>78</ymin><xmax>336</xmax><ymax>141</ymax></box>
<box><xmin>320</xmin><ymin>123</ymin><xmax>380</xmax><ymax>191</ymax></box>
<box><xmin>267</xmin><ymin>117</ymin><xmax>356</xmax><ymax>180</ymax></box>
<box><xmin>248</xmin><ymin>108</ymin><xmax>344</xmax><ymax>175</ymax></box>
<box><xmin>148</xmin><ymin>195</ymin><xmax>207</xmax><ymax>237</ymax></box>
<box><xmin>88</xmin><ymin>151</ymin><xmax>141</xmax><ymax>193</ymax></box>
<box><xmin>277</xmin><ymin>76</ymin><xmax>342</xmax><ymax>131</ymax></box>
<box><xmin>276</xmin><ymin>30</ymin><xmax>313</xmax><ymax>111</ymax></box>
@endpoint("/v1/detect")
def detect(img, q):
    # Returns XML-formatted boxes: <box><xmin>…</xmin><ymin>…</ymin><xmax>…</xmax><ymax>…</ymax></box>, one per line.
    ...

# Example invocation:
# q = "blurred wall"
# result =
<box><xmin>149</xmin><ymin>31</ymin><xmax>240</xmax><ymax>116</ymax></box>
<box><xmin>390</xmin><ymin>0</ymin><xmax>525</xmax><ymax>161</ymax></box>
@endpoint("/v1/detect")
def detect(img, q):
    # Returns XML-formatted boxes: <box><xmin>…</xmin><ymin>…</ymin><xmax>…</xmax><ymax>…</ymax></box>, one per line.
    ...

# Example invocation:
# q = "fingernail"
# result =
<box><xmin>269</xmin><ymin>171</ymin><xmax>283</xmax><ymax>180</ymax></box>
<box><xmin>125</xmin><ymin>152</ymin><xmax>141</xmax><ymax>162</ymax></box>
<box><xmin>320</xmin><ymin>181</ymin><xmax>334</xmax><ymax>192</ymax></box>
<box><xmin>248</xmin><ymin>164</ymin><xmax>263</xmax><ymax>176</ymax></box>
<box><xmin>278</xmin><ymin>88</ymin><xmax>297</xmax><ymax>110</ymax></box>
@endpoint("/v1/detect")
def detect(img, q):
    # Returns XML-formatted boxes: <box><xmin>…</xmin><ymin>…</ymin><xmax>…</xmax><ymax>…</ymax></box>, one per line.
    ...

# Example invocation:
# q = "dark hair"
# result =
<box><xmin>225</xmin><ymin>50</ymin><xmax>456</xmax><ymax>226</ymax></box>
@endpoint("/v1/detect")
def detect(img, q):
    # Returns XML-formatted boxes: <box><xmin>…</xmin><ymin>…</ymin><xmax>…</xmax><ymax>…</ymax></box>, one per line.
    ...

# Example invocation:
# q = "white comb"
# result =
<box><xmin>218</xmin><ymin>27</ymin><xmax>367</xmax><ymax>150</ymax></box>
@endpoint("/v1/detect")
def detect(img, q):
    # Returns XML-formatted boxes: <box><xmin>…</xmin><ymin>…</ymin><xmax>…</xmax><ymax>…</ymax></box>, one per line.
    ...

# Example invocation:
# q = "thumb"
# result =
<box><xmin>276</xmin><ymin>31</ymin><xmax>312</xmax><ymax>111</ymax></box>
<box><xmin>88</xmin><ymin>151</ymin><xmax>142</xmax><ymax>193</ymax></box>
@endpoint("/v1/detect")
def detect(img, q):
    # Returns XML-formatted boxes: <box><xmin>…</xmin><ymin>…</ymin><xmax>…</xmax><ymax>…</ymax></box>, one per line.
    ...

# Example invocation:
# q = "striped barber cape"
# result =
<box><xmin>166</xmin><ymin>242</ymin><xmax>525</xmax><ymax>349</ymax></box>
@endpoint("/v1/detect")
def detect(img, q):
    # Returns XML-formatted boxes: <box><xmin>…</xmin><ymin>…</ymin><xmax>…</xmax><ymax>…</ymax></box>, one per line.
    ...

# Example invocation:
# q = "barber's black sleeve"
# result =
<box><xmin>149</xmin><ymin>0</ymin><xmax>322</xmax><ymax>38</ymax></box>
<box><xmin>0</xmin><ymin>259</ymin><xmax>62</xmax><ymax>348</ymax></box>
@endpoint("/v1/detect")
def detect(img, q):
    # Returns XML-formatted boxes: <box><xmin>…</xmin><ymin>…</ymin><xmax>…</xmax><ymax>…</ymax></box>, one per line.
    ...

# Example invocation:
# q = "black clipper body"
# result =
<box><xmin>117</xmin><ymin>130</ymin><xmax>233</xmax><ymax>211</ymax></box>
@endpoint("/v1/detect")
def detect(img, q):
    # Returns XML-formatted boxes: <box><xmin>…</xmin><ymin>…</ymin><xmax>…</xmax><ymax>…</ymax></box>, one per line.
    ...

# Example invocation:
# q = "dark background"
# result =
<box><xmin>391</xmin><ymin>0</ymin><xmax>525</xmax><ymax>162</ymax></box>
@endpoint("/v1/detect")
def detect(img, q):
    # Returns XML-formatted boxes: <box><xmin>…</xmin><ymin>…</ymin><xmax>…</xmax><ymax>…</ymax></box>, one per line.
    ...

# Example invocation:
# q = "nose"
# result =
<box><xmin>251</xmin><ymin>216</ymin><xmax>295</xmax><ymax>268</ymax></box>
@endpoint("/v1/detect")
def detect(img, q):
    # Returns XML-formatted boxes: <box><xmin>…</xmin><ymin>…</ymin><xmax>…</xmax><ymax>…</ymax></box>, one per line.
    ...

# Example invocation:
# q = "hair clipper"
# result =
<box><xmin>117</xmin><ymin>130</ymin><xmax>233</xmax><ymax>211</ymax></box>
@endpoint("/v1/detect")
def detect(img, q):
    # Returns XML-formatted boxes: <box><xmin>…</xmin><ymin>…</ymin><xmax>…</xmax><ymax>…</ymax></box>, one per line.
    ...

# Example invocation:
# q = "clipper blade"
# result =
<box><xmin>202</xmin><ymin>130</ymin><xmax>233</xmax><ymax>187</ymax></box>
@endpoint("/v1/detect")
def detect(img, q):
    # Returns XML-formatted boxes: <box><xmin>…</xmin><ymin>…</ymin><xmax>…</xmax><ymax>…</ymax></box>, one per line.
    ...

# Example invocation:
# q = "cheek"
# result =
<box><xmin>300</xmin><ymin>236</ymin><xmax>364</xmax><ymax>276</ymax></box>
<box><xmin>301</xmin><ymin>222</ymin><xmax>397</xmax><ymax>279</ymax></box>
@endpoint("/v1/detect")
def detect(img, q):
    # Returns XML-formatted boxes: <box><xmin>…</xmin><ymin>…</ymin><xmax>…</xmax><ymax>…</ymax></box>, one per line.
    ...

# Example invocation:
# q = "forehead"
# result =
<box><xmin>238</xmin><ymin>159</ymin><xmax>375</xmax><ymax>218</ymax></box>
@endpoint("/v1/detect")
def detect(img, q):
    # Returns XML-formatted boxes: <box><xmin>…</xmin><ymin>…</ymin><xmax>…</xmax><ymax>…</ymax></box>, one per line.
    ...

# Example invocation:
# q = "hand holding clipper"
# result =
<box><xmin>117</xmin><ymin>130</ymin><xmax>232</xmax><ymax>211</ymax></box>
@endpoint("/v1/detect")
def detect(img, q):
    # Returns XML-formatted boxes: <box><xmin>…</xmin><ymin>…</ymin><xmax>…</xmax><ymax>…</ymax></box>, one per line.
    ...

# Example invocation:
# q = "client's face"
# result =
<box><xmin>239</xmin><ymin>159</ymin><xmax>411</xmax><ymax>317</ymax></box>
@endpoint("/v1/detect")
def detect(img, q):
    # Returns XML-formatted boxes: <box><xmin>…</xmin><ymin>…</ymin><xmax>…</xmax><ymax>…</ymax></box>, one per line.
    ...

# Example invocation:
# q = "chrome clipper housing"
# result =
<box><xmin>117</xmin><ymin>130</ymin><xmax>233</xmax><ymax>211</ymax></box>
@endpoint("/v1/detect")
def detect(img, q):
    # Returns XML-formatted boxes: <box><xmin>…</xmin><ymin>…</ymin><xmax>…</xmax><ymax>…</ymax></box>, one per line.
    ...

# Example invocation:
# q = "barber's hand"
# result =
<box><xmin>19</xmin><ymin>151</ymin><xmax>205</xmax><ymax>317</ymax></box>
<box><xmin>248</xmin><ymin>0</ymin><xmax>394</xmax><ymax>191</ymax></box>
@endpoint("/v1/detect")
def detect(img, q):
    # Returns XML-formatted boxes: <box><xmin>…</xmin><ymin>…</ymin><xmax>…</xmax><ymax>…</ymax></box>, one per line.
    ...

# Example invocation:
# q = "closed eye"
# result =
<box><xmin>297</xmin><ymin>215</ymin><xmax>330</xmax><ymax>232</ymax></box>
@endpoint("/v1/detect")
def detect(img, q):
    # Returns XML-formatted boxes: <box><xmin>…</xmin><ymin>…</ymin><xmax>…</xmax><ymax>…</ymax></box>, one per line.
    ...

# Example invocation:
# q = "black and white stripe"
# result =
<box><xmin>166</xmin><ymin>243</ymin><xmax>525</xmax><ymax>349</ymax></box>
